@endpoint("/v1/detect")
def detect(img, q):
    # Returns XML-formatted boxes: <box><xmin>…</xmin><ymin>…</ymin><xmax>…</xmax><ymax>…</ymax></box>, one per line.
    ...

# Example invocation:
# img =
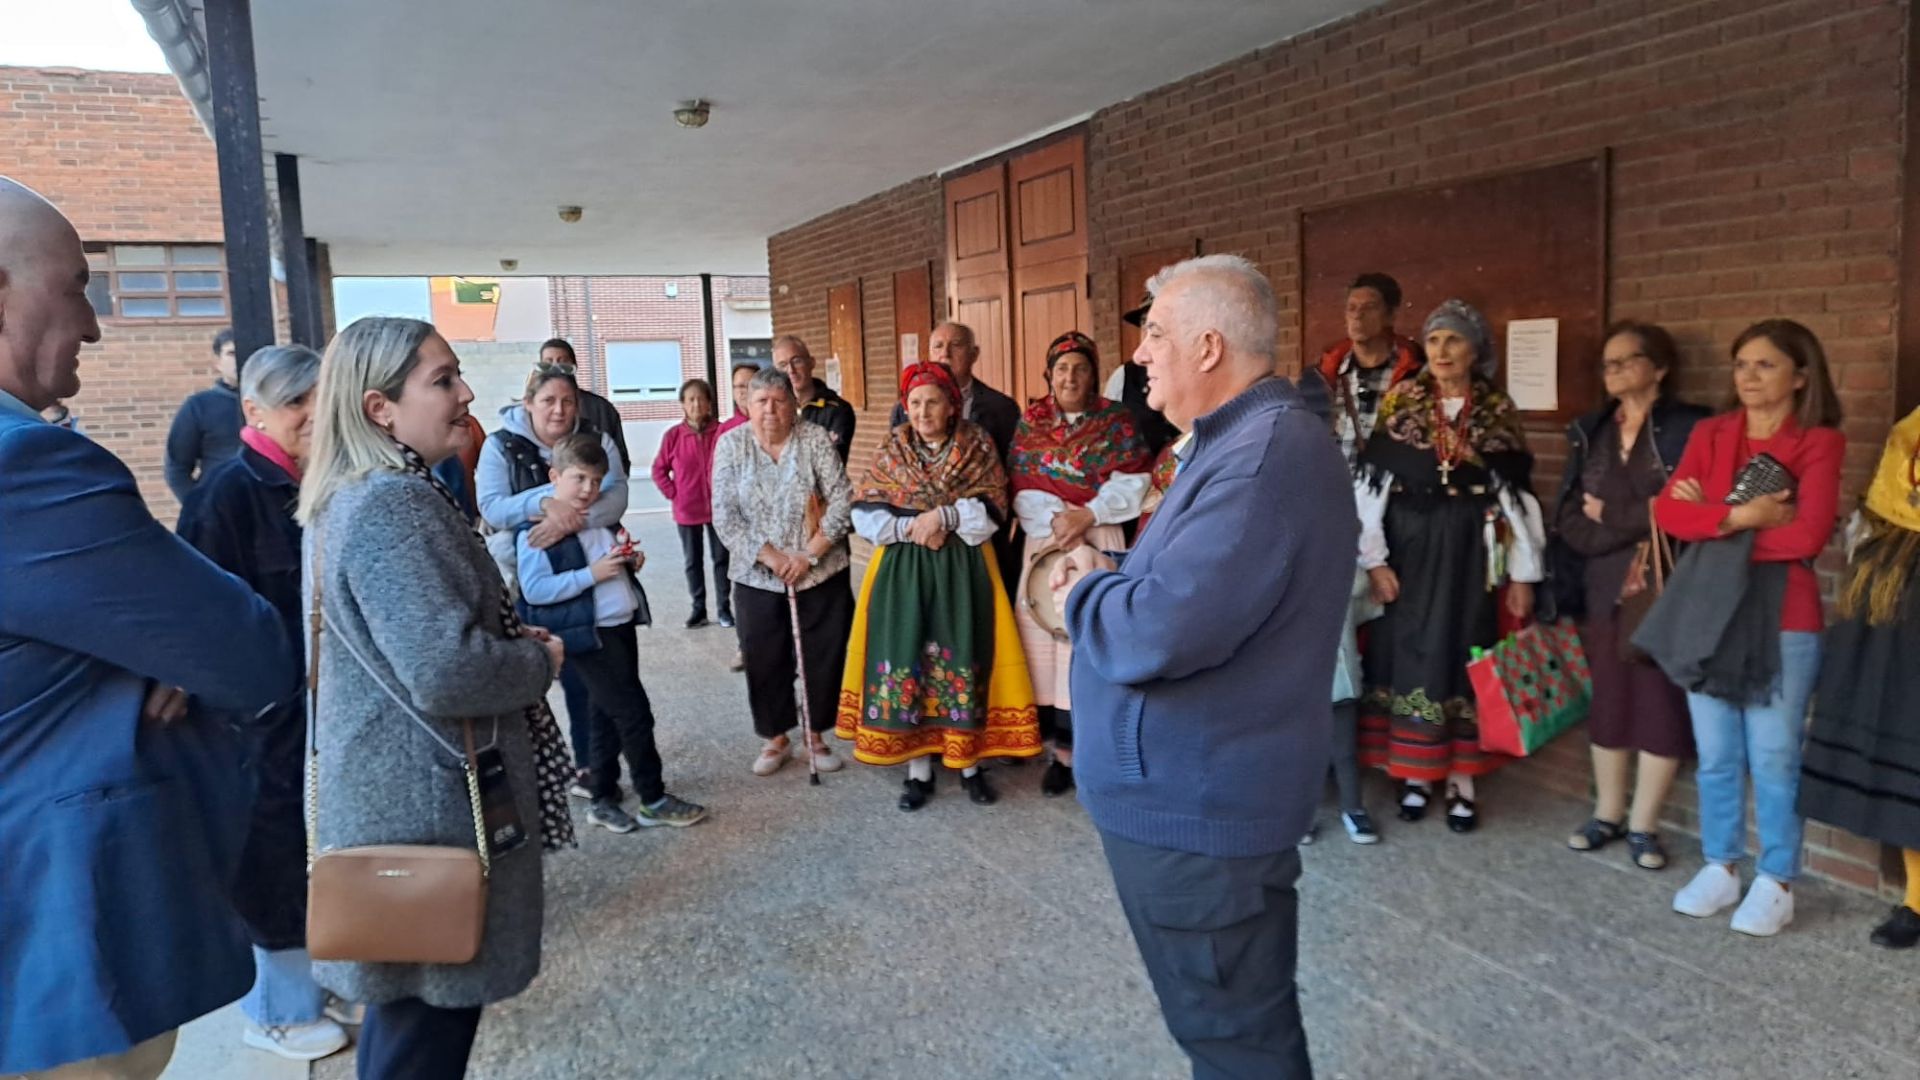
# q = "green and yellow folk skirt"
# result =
<box><xmin>836</xmin><ymin>539</ymin><xmax>1042</xmax><ymax>769</ymax></box>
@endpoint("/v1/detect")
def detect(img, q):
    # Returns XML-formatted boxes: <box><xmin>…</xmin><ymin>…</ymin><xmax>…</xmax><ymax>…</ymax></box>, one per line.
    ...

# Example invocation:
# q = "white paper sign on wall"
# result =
<box><xmin>1505</xmin><ymin>318</ymin><xmax>1559</xmax><ymax>412</ymax></box>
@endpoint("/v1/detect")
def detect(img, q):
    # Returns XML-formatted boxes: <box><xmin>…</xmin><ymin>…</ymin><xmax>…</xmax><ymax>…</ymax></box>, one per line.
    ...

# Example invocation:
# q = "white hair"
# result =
<box><xmin>1145</xmin><ymin>253</ymin><xmax>1279</xmax><ymax>361</ymax></box>
<box><xmin>240</xmin><ymin>344</ymin><xmax>321</xmax><ymax>411</ymax></box>
<box><xmin>748</xmin><ymin>365</ymin><xmax>795</xmax><ymax>402</ymax></box>
<box><xmin>296</xmin><ymin>317</ymin><xmax>437</xmax><ymax>525</ymax></box>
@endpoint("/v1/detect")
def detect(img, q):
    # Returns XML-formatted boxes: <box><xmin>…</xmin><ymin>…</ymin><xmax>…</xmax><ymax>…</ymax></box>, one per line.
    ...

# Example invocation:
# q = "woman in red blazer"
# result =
<box><xmin>1654</xmin><ymin>319</ymin><xmax>1844</xmax><ymax>938</ymax></box>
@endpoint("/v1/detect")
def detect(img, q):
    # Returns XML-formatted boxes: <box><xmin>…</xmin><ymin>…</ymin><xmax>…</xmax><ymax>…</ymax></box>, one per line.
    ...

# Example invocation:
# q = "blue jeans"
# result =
<box><xmin>241</xmin><ymin>946</ymin><xmax>327</xmax><ymax>1026</ymax></box>
<box><xmin>1685</xmin><ymin>631</ymin><xmax>1821</xmax><ymax>882</ymax></box>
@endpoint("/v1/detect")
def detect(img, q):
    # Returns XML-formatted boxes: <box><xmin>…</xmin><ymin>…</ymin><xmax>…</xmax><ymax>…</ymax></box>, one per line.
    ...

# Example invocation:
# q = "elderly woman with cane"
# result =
<box><xmin>836</xmin><ymin>362</ymin><xmax>1041</xmax><ymax>810</ymax></box>
<box><xmin>712</xmin><ymin>366</ymin><xmax>855</xmax><ymax>778</ymax></box>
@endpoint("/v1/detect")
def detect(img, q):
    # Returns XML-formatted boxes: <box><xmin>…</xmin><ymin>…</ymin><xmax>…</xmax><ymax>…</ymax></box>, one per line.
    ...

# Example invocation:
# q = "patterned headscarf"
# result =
<box><xmin>899</xmin><ymin>361</ymin><xmax>961</xmax><ymax>407</ymax></box>
<box><xmin>1422</xmin><ymin>298</ymin><xmax>1497</xmax><ymax>379</ymax></box>
<box><xmin>1045</xmin><ymin>331</ymin><xmax>1099</xmax><ymax>377</ymax></box>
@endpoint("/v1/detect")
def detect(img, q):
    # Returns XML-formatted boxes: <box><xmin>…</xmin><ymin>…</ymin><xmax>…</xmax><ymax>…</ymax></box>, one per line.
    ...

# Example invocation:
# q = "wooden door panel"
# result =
<box><xmin>953</xmin><ymin>271</ymin><xmax>1012</xmax><ymax>398</ymax></box>
<box><xmin>1012</xmin><ymin>257</ymin><xmax>1090</xmax><ymax>406</ymax></box>
<box><xmin>892</xmin><ymin>263</ymin><xmax>933</xmax><ymax>381</ymax></box>
<box><xmin>1008</xmin><ymin>134</ymin><xmax>1087</xmax><ymax>269</ymax></box>
<box><xmin>1117</xmin><ymin>243</ymin><xmax>1200</xmax><ymax>370</ymax></box>
<box><xmin>827</xmin><ymin>281</ymin><xmax>866</xmax><ymax>411</ymax></box>
<box><xmin>946</xmin><ymin>165</ymin><xmax>1008</xmax><ymax>283</ymax></box>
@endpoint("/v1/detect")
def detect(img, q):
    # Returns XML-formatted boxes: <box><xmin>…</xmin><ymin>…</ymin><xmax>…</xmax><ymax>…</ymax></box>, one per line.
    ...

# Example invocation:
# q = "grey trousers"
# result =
<box><xmin>1099</xmin><ymin>830</ymin><xmax>1312</xmax><ymax>1080</ymax></box>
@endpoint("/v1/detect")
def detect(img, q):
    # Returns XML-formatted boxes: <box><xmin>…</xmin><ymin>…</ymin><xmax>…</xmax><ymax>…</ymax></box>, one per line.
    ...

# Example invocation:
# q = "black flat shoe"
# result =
<box><xmin>685</xmin><ymin>614</ymin><xmax>709</xmax><ymax>629</ymax></box>
<box><xmin>1445</xmin><ymin>794</ymin><xmax>1478</xmax><ymax>833</ymax></box>
<box><xmin>1871</xmin><ymin>905</ymin><xmax>1920</xmax><ymax>949</ymax></box>
<box><xmin>1627</xmin><ymin>830</ymin><xmax>1667</xmax><ymax>870</ymax></box>
<box><xmin>898</xmin><ymin>778</ymin><xmax>933</xmax><ymax>812</ymax></box>
<box><xmin>1040</xmin><ymin>759</ymin><xmax>1074</xmax><ymax>797</ymax></box>
<box><xmin>961</xmin><ymin>771</ymin><xmax>997</xmax><ymax>805</ymax></box>
<box><xmin>1397</xmin><ymin>781</ymin><xmax>1431</xmax><ymax>823</ymax></box>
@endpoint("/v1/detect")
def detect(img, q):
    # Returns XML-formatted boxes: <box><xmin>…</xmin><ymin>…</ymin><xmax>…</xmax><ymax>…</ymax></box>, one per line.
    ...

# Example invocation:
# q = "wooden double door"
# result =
<box><xmin>945</xmin><ymin>133</ymin><xmax>1089</xmax><ymax>407</ymax></box>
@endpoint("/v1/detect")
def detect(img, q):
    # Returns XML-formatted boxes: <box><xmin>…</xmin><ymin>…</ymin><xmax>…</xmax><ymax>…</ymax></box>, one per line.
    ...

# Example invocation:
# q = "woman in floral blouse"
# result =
<box><xmin>1008</xmin><ymin>331</ymin><xmax>1152</xmax><ymax>798</ymax></box>
<box><xmin>835</xmin><ymin>363</ymin><xmax>1042</xmax><ymax>810</ymax></box>
<box><xmin>711</xmin><ymin>367</ymin><xmax>855</xmax><ymax>778</ymax></box>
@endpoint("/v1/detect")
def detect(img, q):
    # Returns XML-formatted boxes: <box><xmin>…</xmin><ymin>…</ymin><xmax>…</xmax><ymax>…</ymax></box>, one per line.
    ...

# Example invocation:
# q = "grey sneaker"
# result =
<box><xmin>634</xmin><ymin>793</ymin><xmax>709</xmax><ymax>828</ymax></box>
<box><xmin>589</xmin><ymin>800</ymin><xmax>639</xmax><ymax>834</ymax></box>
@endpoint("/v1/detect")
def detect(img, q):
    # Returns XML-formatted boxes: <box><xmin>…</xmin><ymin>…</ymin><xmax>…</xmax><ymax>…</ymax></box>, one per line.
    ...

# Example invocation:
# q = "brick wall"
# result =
<box><xmin>2</xmin><ymin>66</ymin><xmax>227</xmax><ymax>522</ymax></box>
<box><xmin>550</xmin><ymin>274</ymin><xmax>768</xmax><ymax>418</ymax></box>
<box><xmin>764</xmin><ymin>0</ymin><xmax>1909</xmax><ymax>897</ymax></box>
<box><xmin>549</xmin><ymin>275</ymin><xmax>771</xmax><ymax>472</ymax></box>
<box><xmin>767</xmin><ymin>177</ymin><xmax>947</xmax><ymax>479</ymax></box>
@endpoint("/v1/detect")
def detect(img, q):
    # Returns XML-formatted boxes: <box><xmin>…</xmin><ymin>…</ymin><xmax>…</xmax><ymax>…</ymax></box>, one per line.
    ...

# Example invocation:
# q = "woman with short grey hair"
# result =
<box><xmin>295</xmin><ymin>317</ymin><xmax>573</xmax><ymax>1078</ymax></box>
<box><xmin>711</xmin><ymin>366</ymin><xmax>855</xmax><ymax>777</ymax></box>
<box><xmin>177</xmin><ymin>343</ymin><xmax>355</xmax><ymax>1061</ymax></box>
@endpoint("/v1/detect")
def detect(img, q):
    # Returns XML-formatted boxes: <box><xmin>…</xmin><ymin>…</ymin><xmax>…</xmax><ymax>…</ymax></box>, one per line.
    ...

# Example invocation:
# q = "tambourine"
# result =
<box><xmin>1023</xmin><ymin>548</ymin><xmax>1076</xmax><ymax>642</ymax></box>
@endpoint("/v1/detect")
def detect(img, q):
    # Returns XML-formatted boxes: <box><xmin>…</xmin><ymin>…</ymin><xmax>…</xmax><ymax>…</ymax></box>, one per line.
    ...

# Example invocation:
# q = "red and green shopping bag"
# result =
<box><xmin>1469</xmin><ymin>619</ymin><xmax>1592</xmax><ymax>757</ymax></box>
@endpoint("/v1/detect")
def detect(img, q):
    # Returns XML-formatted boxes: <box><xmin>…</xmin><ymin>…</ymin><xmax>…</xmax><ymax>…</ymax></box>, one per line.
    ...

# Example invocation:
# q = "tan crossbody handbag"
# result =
<box><xmin>304</xmin><ymin>539</ymin><xmax>489</xmax><ymax>965</ymax></box>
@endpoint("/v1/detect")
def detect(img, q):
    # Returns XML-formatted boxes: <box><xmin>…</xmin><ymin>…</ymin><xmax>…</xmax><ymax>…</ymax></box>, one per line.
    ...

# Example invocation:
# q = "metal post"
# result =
<box><xmin>700</xmin><ymin>273</ymin><xmax>719</xmax><ymax>392</ymax></box>
<box><xmin>304</xmin><ymin>238</ymin><xmax>327</xmax><ymax>343</ymax></box>
<box><xmin>204</xmin><ymin>0</ymin><xmax>273</xmax><ymax>372</ymax></box>
<box><xmin>275</xmin><ymin>154</ymin><xmax>316</xmax><ymax>347</ymax></box>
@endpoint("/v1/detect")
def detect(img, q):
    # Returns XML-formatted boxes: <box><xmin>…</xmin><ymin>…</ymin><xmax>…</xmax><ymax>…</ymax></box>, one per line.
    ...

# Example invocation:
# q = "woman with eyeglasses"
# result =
<box><xmin>1553</xmin><ymin>322</ymin><xmax>1707</xmax><ymax>872</ymax></box>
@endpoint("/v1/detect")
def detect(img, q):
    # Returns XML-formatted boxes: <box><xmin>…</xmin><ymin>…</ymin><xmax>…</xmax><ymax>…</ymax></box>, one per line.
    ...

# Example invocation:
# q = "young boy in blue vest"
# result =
<box><xmin>517</xmin><ymin>433</ymin><xmax>707</xmax><ymax>832</ymax></box>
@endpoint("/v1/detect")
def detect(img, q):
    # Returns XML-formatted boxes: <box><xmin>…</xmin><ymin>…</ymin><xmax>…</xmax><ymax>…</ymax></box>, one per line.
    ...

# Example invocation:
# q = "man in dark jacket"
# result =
<box><xmin>163</xmin><ymin>327</ymin><xmax>242</xmax><ymax>502</ymax></box>
<box><xmin>886</xmin><ymin>321</ymin><xmax>1020</xmax><ymax>460</ymax></box>
<box><xmin>773</xmin><ymin>334</ymin><xmax>856</xmax><ymax>463</ymax></box>
<box><xmin>539</xmin><ymin>337</ymin><xmax>632</xmax><ymax>474</ymax></box>
<box><xmin>1312</xmin><ymin>272</ymin><xmax>1423</xmax><ymax>468</ymax></box>
<box><xmin>1061</xmin><ymin>254</ymin><xmax>1353</xmax><ymax>1079</ymax></box>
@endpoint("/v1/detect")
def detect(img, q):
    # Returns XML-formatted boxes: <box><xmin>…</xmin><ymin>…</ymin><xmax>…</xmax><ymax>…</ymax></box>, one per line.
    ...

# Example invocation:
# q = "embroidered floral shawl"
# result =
<box><xmin>854</xmin><ymin>418</ymin><xmax>1009</xmax><ymax>522</ymax></box>
<box><xmin>1007</xmin><ymin>396</ymin><xmax>1150</xmax><ymax>505</ymax></box>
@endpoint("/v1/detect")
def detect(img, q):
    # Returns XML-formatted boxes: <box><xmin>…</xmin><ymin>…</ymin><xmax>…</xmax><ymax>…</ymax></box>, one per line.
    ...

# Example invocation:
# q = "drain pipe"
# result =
<box><xmin>131</xmin><ymin>0</ymin><xmax>213</xmax><ymax>132</ymax></box>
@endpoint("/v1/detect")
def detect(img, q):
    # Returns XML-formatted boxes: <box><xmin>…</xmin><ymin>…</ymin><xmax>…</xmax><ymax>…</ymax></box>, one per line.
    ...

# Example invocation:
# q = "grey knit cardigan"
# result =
<box><xmin>303</xmin><ymin>470</ymin><xmax>556</xmax><ymax>1008</ymax></box>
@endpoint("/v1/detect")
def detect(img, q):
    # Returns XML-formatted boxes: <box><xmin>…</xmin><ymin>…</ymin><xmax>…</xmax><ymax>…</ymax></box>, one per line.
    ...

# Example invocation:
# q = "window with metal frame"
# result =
<box><xmin>84</xmin><ymin>243</ymin><xmax>229</xmax><ymax>320</ymax></box>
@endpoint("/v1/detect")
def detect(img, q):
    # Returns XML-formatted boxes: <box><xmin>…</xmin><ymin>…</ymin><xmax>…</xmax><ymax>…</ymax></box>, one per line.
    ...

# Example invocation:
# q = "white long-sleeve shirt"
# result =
<box><xmin>1013</xmin><ymin>473</ymin><xmax>1150</xmax><ymax>539</ymax></box>
<box><xmin>851</xmin><ymin>499</ymin><xmax>998</xmax><ymax>548</ymax></box>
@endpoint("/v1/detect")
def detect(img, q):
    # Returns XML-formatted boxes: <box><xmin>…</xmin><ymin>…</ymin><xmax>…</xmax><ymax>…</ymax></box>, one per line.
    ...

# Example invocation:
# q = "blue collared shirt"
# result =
<box><xmin>0</xmin><ymin>387</ymin><xmax>43</xmax><ymax>422</ymax></box>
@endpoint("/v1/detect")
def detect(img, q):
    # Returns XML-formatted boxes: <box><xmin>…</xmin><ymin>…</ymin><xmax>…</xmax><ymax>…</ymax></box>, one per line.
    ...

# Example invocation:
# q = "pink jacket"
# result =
<box><xmin>652</xmin><ymin>420</ymin><xmax>723</xmax><ymax>525</ymax></box>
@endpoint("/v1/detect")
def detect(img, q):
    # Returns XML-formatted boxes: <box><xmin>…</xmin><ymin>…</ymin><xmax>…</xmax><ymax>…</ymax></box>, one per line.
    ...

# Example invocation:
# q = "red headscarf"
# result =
<box><xmin>899</xmin><ymin>361</ymin><xmax>961</xmax><ymax>407</ymax></box>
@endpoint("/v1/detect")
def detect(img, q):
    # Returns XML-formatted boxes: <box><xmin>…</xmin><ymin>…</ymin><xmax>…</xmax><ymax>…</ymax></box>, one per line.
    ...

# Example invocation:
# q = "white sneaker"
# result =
<box><xmin>242</xmin><ymin>1018</ymin><xmax>350</xmax><ymax>1061</ymax></box>
<box><xmin>798</xmin><ymin>740</ymin><xmax>846</xmax><ymax>773</ymax></box>
<box><xmin>1672</xmin><ymin>863</ymin><xmax>1742</xmax><ymax>918</ymax></box>
<box><xmin>1730</xmin><ymin>876</ymin><xmax>1795</xmax><ymax>937</ymax></box>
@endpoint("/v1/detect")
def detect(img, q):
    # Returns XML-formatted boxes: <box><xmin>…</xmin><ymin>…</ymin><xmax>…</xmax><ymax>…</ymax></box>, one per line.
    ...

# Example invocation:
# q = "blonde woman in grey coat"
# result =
<box><xmin>296</xmin><ymin>317</ymin><xmax>574</xmax><ymax>1079</ymax></box>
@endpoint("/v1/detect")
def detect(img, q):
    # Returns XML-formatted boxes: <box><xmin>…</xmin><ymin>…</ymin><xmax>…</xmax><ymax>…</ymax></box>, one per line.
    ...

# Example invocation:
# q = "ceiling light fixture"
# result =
<box><xmin>557</xmin><ymin>206</ymin><xmax>583</xmax><ymax>224</ymax></box>
<box><xmin>674</xmin><ymin>100</ymin><xmax>711</xmax><ymax>129</ymax></box>
<box><xmin>499</xmin><ymin>258</ymin><xmax>519</xmax><ymax>271</ymax></box>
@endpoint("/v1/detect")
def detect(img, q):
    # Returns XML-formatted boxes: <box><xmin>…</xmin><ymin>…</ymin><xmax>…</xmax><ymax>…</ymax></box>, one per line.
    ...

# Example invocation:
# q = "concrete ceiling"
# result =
<box><xmin>217</xmin><ymin>0</ymin><xmax>1377</xmax><ymax>276</ymax></box>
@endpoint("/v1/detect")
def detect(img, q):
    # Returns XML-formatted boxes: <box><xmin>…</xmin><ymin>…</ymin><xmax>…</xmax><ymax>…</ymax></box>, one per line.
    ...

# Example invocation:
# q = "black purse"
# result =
<box><xmin>1726</xmin><ymin>452</ymin><xmax>1793</xmax><ymax>505</ymax></box>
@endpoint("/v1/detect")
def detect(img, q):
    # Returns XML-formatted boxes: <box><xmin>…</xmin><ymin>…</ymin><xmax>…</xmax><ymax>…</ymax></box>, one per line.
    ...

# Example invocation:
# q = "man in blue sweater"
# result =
<box><xmin>1061</xmin><ymin>254</ymin><xmax>1354</xmax><ymax>1078</ymax></box>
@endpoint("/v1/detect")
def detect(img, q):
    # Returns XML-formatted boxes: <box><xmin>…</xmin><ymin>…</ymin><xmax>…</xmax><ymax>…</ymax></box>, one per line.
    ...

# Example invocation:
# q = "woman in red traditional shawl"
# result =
<box><xmin>836</xmin><ymin>362</ymin><xmax>1042</xmax><ymax>811</ymax></box>
<box><xmin>1008</xmin><ymin>331</ymin><xmax>1152</xmax><ymax>797</ymax></box>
